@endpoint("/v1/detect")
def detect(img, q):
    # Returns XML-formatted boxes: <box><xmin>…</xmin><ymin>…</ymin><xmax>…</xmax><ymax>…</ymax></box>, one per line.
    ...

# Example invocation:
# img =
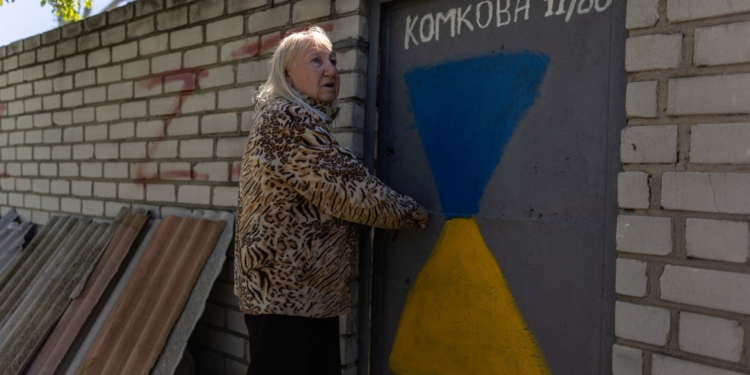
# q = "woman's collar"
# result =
<box><xmin>293</xmin><ymin>89</ymin><xmax>340</xmax><ymax>122</ymax></box>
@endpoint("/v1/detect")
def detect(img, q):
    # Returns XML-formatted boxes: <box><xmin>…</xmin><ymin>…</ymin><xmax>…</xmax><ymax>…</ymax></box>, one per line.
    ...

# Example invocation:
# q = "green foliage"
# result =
<box><xmin>0</xmin><ymin>0</ymin><xmax>92</xmax><ymax>22</ymax></box>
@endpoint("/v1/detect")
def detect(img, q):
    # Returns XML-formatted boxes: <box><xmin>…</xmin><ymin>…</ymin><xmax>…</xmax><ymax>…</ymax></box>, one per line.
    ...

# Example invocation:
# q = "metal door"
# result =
<box><xmin>368</xmin><ymin>0</ymin><xmax>625</xmax><ymax>374</ymax></box>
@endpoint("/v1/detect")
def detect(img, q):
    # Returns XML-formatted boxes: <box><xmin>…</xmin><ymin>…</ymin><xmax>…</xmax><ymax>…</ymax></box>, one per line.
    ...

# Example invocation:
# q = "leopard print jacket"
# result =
<box><xmin>235</xmin><ymin>95</ymin><xmax>420</xmax><ymax>318</ymax></box>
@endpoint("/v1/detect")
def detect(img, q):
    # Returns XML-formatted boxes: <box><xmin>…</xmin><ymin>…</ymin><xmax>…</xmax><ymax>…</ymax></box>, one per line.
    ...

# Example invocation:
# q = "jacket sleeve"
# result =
<box><xmin>256</xmin><ymin>116</ymin><xmax>420</xmax><ymax>230</ymax></box>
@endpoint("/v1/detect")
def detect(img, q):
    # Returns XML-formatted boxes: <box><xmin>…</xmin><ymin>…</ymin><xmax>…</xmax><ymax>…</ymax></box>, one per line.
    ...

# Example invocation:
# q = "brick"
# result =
<box><xmin>88</xmin><ymin>48</ymin><xmax>111</xmax><ymax>68</ymax></box>
<box><xmin>184</xmin><ymin>45</ymin><xmax>217</xmax><ymax>68</ymax></box>
<box><xmin>39</xmin><ymin>163</ymin><xmax>56</xmax><ymax>176</ymax></box>
<box><xmin>225</xmin><ymin>359</ymin><xmax>248</xmax><ymax>375</ymax></box>
<box><xmin>207</xmin><ymin>329</ymin><xmax>244</xmax><ymax>358</ymax></box>
<box><xmin>219</xmin><ymin>86</ymin><xmax>254</xmax><ymax>109</ymax></box>
<box><xmin>667</xmin><ymin>0</ymin><xmax>750</xmax><ymax>22</ymax></box>
<box><xmin>63</xmin><ymin>56</ymin><xmax>85</xmax><ymax>74</ymax></box>
<box><xmin>81</xmin><ymin>162</ymin><xmax>103</xmax><ymax>178</ymax></box>
<box><xmin>21</xmin><ymin>163</ymin><xmax>38</xmax><ymax>176</ymax></box>
<box><xmin>104</xmin><ymin>162</ymin><xmax>128</xmax><ymax>178</ymax></box>
<box><xmin>97</xmin><ymin>66</ymin><xmax>122</xmax><ymax>84</ymax></box>
<box><xmin>136</xmin><ymin>79</ymin><xmax>163</xmax><ymax>98</ymax></box>
<box><xmin>78</xmin><ymin>33</ymin><xmax>100</xmax><ymax>52</ymax></box>
<box><xmin>136</xmin><ymin>120</ymin><xmax>164</xmax><ymax>138</ymax></box>
<box><xmin>679</xmin><ymin>312</ymin><xmax>743</xmax><ymax>362</ymax></box>
<box><xmin>337</xmin><ymin>49</ymin><xmax>366</xmax><ymax>73</ymax></box>
<box><xmin>193</xmin><ymin>162</ymin><xmax>228</xmax><ymax>182</ymax></box>
<box><xmin>332</xmin><ymin>132</ymin><xmax>362</xmax><ymax>158</ymax></box>
<box><xmin>122</xmin><ymin>101</ymin><xmax>148</xmax><ymax>119</ymax></box>
<box><xmin>8</xmin><ymin>100</ymin><xmax>25</xmax><ymax>115</ymax></box>
<box><xmin>41</xmin><ymin>29</ymin><xmax>61</xmax><ymax>45</ymax></box>
<box><xmin>341</xmin><ymin>336</ymin><xmax>357</xmax><ymax>364</ymax></box>
<box><xmin>75</xmin><ymin>70</ymin><xmax>96</xmax><ymax>87</ymax></box>
<box><xmin>182</xmin><ymin>92</ymin><xmax>215</xmax><ymax>113</ymax></box>
<box><xmin>696</xmin><ymin>21</ymin><xmax>750</xmax><ymax>66</ymax></box>
<box><xmin>618</xmin><ymin>172</ymin><xmax>649</xmax><ymax>209</ymax></box>
<box><xmin>24</xmin><ymin>98</ymin><xmax>42</xmax><ymax>113</ymax></box>
<box><xmin>16</xmin><ymin>84</ymin><xmax>32</xmax><ymax>98</ymax></box>
<box><xmin>141</xmin><ymin>34</ymin><xmax>169</xmax><ymax>56</ymax></box>
<box><xmin>200</xmin><ymin>302</ymin><xmax>226</xmax><ymax>327</ymax></box>
<box><xmin>293</xmin><ymin>0</ymin><xmax>330</xmax><ymax>22</ymax></box>
<box><xmin>32</xmin><ymin>179</ymin><xmax>50</xmax><ymax>193</ymax></box>
<box><xmin>128</xmin><ymin>17</ymin><xmax>156</xmax><ymax>39</ymax></box>
<box><xmin>616</xmin><ymin>258</ymin><xmax>648</xmax><ymax>297</ymax></box>
<box><xmin>237</xmin><ymin>59</ymin><xmax>269</xmax><ymax>83</ymax></box>
<box><xmin>56</xmin><ymin>40</ymin><xmax>77</xmax><ymax>58</ymax></box>
<box><xmin>152</xmin><ymin>53</ymin><xmax>182</xmax><ymax>74</ymax></box>
<box><xmin>106</xmin><ymin>202</ymin><xmax>129</xmax><ymax>217</ymax></box>
<box><xmin>82</xmin><ymin>200</ymin><xmax>104</xmax><ymax>216</ymax></box>
<box><xmin>662</xmin><ymin>265</ymin><xmax>750</xmax><ymax>314</ymax></box>
<box><xmin>149</xmin><ymin>97</ymin><xmax>174</xmax><ymax>115</ymax></box>
<box><xmin>686</xmin><ymin>218</ymin><xmax>748</xmax><ymax>263</ymax></box>
<box><xmin>64</xmin><ymin>127</ymin><xmax>84</xmax><ymax>143</ymax></box>
<box><xmin>240</xmin><ymin>110</ymin><xmax>255</xmax><ymax>132</ymax></box>
<box><xmin>669</xmin><ymin>74</ymin><xmax>750</xmax><ymax>115</ymax></box>
<box><xmin>73</xmin><ymin>144</ymin><xmax>94</xmax><ymax>160</ymax></box>
<box><xmin>691</xmin><ymin>123</ymin><xmax>750</xmax><ymax>164</ymax></box>
<box><xmin>43</xmin><ymin>129</ymin><xmax>61</xmax><ymax>144</ymax></box>
<box><xmin>119</xmin><ymin>183</ymin><xmax>145</xmax><ymax>200</ymax></box>
<box><xmin>336</xmin><ymin>0</ymin><xmax>360</xmax><ymax>13</ymax></box>
<box><xmin>626</xmin><ymin>81</ymin><xmax>657</xmax><ymax>118</ymax></box>
<box><xmin>85</xmin><ymin>124</ymin><xmax>108</xmax><ymax>141</ymax></box>
<box><xmin>170</xmin><ymin>26</ymin><xmax>203</xmax><ymax>49</ymax></box>
<box><xmin>95</xmin><ymin>143</ymin><xmax>118</xmax><ymax>159</ymax></box>
<box><xmin>616</xmin><ymin>215</ymin><xmax>672</xmax><ymax>255</ymax></box>
<box><xmin>102</xmin><ymin>26</ymin><xmax>126</xmax><ymax>46</ymax></box>
<box><xmin>1</xmin><ymin>117</ymin><xmax>15</xmax><ymax>131</ymax></box>
<box><xmin>84</xmin><ymin>13</ymin><xmax>107</xmax><ymax>31</ymax></box>
<box><xmin>9</xmin><ymin>193</ymin><xmax>23</xmax><ymax>206</ymax></box>
<box><xmin>124</xmin><ymin>60</ymin><xmax>151</xmax><ymax>79</ymax></box>
<box><xmin>108</xmin><ymin>82</ymin><xmax>133</xmax><ymax>101</ymax></box>
<box><xmin>136</xmin><ymin>0</ymin><xmax>163</xmax><ymax>17</ymax></box>
<box><xmin>220</xmin><ymin>37</ymin><xmax>259</xmax><ymax>62</ymax></box>
<box><xmin>180</xmin><ymin>139</ymin><xmax>213</xmax><ymax>158</ymax></box>
<box><xmin>42</xmin><ymin>196</ymin><xmax>59</xmax><ymax>211</ymax></box>
<box><xmin>160</xmin><ymin>162</ymin><xmax>191</xmax><ymax>180</ymax></box>
<box><xmin>8</xmin><ymin>70</ymin><xmax>23</xmax><ymax>85</ymax></box>
<box><xmin>51</xmin><ymin>180</ymin><xmax>70</xmax><ymax>195</ymax></box>
<box><xmin>207</xmin><ymin>16</ymin><xmax>243</xmax><ymax>42</ymax></box>
<box><xmin>217</xmin><ymin>137</ymin><xmax>245</xmax><ymax>158</ymax></box>
<box><xmin>329</xmin><ymin>15</ymin><xmax>368</xmax><ymax>43</ymax></box>
<box><xmin>213</xmin><ymin>186</ymin><xmax>238</xmax><ymax>206</ymax></box>
<box><xmin>113</xmin><ymin>42</ymin><xmax>138</xmax><ymax>63</ymax></box>
<box><xmin>157</xmin><ymin>7</ymin><xmax>188</xmax><ymax>30</ymax></box>
<box><xmin>15</xmin><ymin>179</ymin><xmax>30</xmax><ymax>190</ymax></box>
<box><xmin>110</xmin><ymin>4</ymin><xmax>134</xmax><ymax>24</ymax></box>
<box><xmin>121</xmin><ymin>142</ymin><xmax>147</xmax><ymax>159</ymax></box>
<box><xmin>148</xmin><ymin>140</ymin><xmax>178</xmax><ymax>159</ymax></box>
<box><xmin>16</xmin><ymin>117</ymin><xmax>31</xmax><ymax>130</ymax></box>
<box><xmin>247</xmin><ymin>5</ymin><xmax>290</xmax><ymax>34</ymax></box>
<box><xmin>652</xmin><ymin>354</ymin><xmax>743</xmax><ymax>375</ymax></box>
<box><xmin>210</xmin><ymin>281</ymin><xmax>239</xmax><ymax>306</ymax></box>
<box><xmin>53</xmin><ymin>75</ymin><xmax>73</xmax><ymax>92</ymax></box>
<box><xmin>33</xmin><ymin>146</ymin><xmax>50</xmax><ymax>160</ymax></box>
<box><xmin>43</xmin><ymin>95</ymin><xmax>61</xmax><ymax>110</ymax></box>
<box><xmin>16</xmin><ymin>147</ymin><xmax>32</xmax><ymax>160</ymax></box>
<box><xmin>52</xmin><ymin>145</ymin><xmax>71</xmax><ymax>160</ymax></box>
<box><xmin>225</xmin><ymin>308</ymin><xmax>246</xmax><ymax>335</ymax></box>
<box><xmin>24</xmin><ymin>194</ymin><xmax>40</xmax><ymax>209</ymax></box>
<box><xmin>147</xmin><ymin>184</ymin><xmax>176</xmax><ymax>202</ymax></box>
<box><xmin>178</xmin><ymin>185</ymin><xmax>210</xmax><ymax>204</ymax></box>
<box><xmin>23</xmin><ymin>35</ymin><xmax>40</xmax><ymax>50</ymax></box>
<box><xmin>227</xmin><ymin>0</ymin><xmax>265</xmax><ymax>13</ymax></box>
<box><xmin>71</xmin><ymin>180</ymin><xmax>92</xmax><ymax>196</ymax></box>
<box><xmin>25</xmin><ymin>65</ymin><xmax>44</xmax><ymax>81</ymax></box>
<box><xmin>190</xmin><ymin>0</ymin><xmax>225</xmax><ymax>23</ymax></box>
<box><xmin>73</xmin><ymin>108</ymin><xmax>94</xmax><ymax>124</ymax></box>
<box><xmin>202</xmin><ymin>113</ymin><xmax>237</xmax><ymax>134</ymax></box>
<box><xmin>662</xmin><ymin>172</ymin><xmax>750</xmax><ymax>214</ymax></box>
<box><xmin>84</xmin><ymin>87</ymin><xmax>106</xmax><ymax>104</ymax></box>
<box><xmin>615</xmin><ymin>301</ymin><xmax>669</xmax><ymax>345</ymax></box>
<box><xmin>200</xmin><ymin>65</ymin><xmax>235</xmax><ymax>89</ymax></box>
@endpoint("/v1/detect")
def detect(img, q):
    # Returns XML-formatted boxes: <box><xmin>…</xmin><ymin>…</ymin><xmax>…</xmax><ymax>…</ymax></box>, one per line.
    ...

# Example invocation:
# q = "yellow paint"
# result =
<box><xmin>389</xmin><ymin>217</ymin><xmax>551</xmax><ymax>375</ymax></box>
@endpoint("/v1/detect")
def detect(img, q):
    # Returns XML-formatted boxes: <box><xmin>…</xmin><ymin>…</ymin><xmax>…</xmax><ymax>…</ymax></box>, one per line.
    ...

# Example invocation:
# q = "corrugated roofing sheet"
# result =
<box><xmin>0</xmin><ymin>208</ymin><xmax>129</xmax><ymax>375</ymax></box>
<box><xmin>78</xmin><ymin>211</ymin><xmax>230</xmax><ymax>375</ymax></box>
<box><xmin>0</xmin><ymin>209</ymin><xmax>34</xmax><ymax>278</ymax></box>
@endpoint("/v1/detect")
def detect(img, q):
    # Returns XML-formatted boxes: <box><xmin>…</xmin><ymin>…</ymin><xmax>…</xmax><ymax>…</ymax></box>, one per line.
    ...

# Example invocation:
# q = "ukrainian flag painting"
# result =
<box><xmin>388</xmin><ymin>52</ymin><xmax>552</xmax><ymax>375</ymax></box>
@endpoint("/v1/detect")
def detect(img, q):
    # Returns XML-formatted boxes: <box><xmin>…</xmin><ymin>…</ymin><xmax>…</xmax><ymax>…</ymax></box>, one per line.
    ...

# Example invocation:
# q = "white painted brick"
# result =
<box><xmin>21</xmin><ymin>163</ymin><xmax>38</xmax><ymax>176</ymax></box>
<box><xmin>616</xmin><ymin>215</ymin><xmax>672</xmax><ymax>255</ymax></box>
<box><xmin>95</xmin><ymin>143</ymin><xmax>118</xmax><ymax>159</ymax></box>
<box><xmin>293</xmin><ymin>0</ymin><xmax>330</xmax><ymax>22</ymax></box>
<box><xmin>121</xmin><ymin>142</ymin><xmax>146</xmax><ymax>159</ymax></box>
<box><xmin>81</xmin><ymin>162</ymin><xmax>102</xmax><ymax>178</ymax></box>
<box><xmin>7</xmin><ymin>71</ymin><xmax>22</xmax><ymax>85</ymax></box>
<box><xmin>147</xmin><ymin>184</ymin><xmax>176</xmax><ymax>202</ymax></box>
<box><xmin>227</xmin><ymin>0</ymin><xmax>264</xmax><ymax>12</ymax></box>
<box><xmin>82</xmin><ymin>199</ymin><xmax>104</xmax><ymax>216</ymax></box>
<box><xmin>1</xmin><ymin>147</ymin><xmax>16</xmax><ymax>161</ymax></box>
<box><xmin>178</xmin><ymin>185</ymin><xmax>210</xmax><ymax>205</ymax></box>
<box><xmin>180</xmin><ymin>139</ymin><xmax>213</xmax><ymax>158</ymax></box>
<box><xmin>652</xmin><ymin>354</ymin><xmax>743</xmax><ymax>375</ymax></box>
<box><xmin>84</xmin><ymin>87</ymin><xmax>107</xmax><ymax>104</ymax></box>
<box><xmin>668</xmin><ymin>74</ymin><xmax>750</xmax><ymax>115</ymax></box>
<box><xmin>686</xmin><ymin>218</ymin><xmax>748</xmax><ymax>263</ymax></box>
<box><xmin>207</xmin><ymin>16</ymin><xmax>243</xmax><ymax>42</ymax></box>
<box><xmin>32</xmin><ymin>179</ymin><xmax>49</xmax><ymax>193</ymax></box>
<box><xmin>108</xmin><ymin>82</ymin><xmax>133</xmax><ymax>101</ymax></box>
<box><xmin>37</xmin><ymin>46</ymin><xmax>56</xmax><ymax>62</ymax></box>
<box><xmin>189</xmin><ymin>0</ymin><xmax>224</xmax><ymax>22</ymax></box>
<box><xmin>1</xmin><ymin>117</ymin><xmax>15</xmax><ymax>131</ymax></box>
<box><xmin>104</xmin><ymin>162</ymin><xmax>128</xmax><ymax>178</ymax></box>
<box><xmin>618</xmin><ymin>172</ymin><xmax>650</xmax><ymax>209</ymax></box>
<box><xmin>247</xmin><ymin>5</ymin><xmax>290</xmax><ymax>34</ymax></box>
<box><xmin>110</xmin><ymin>122</ymin><xmax>135</xmax><ymax>140</ymax></box>
<box><xmin>43</xmin><ymin>95</ymin><xmax>61</xmax><ymax>110</ymax></box>
<box><xmin>679</xmin><ymin>312</ymin><xmax>744</xmax><ymax>362</ymax></box>
<box><xmin>224</xmin><ymin>308</ymin><xmax>245</xmax><ymax>334</ymax></box>
<box><xmin>17</xmin><ymin>147</ymin><xmax>32</xmax><ymax>161</ymax></box>
<box><xmin>119</xmin><ymin>183</ymin><xmax>145</xmax><ymax>200</ymax></box>
<box><xmin>64</xmin><ymin>127</ymin><xmax>84</xmax><ymax>143</ymax></box>
<box><xmin>213</xmin><ymin>186</ymin><xmax>238</xmax><ymax>206</ymax></box>
<box><xmin>85</xmin><ymin>124</ymin><xmax>108</xmax><ymax>141</ymax></box>
<box><xmin>128</xmin><ymin>16</ymin><xmax>154</xmax><ymax>38</ymax></box>
<box><xmin>113</xmin><ymin>42</ymin><xmax>138</xmax><ymax>63</ymax></box>
<box><xmin>35</xmin><ymin>80</ymin><xmax>53</xmax><ymax>95</ymax></box>
<box><xmin>9</xmin><ymin>131</ymin><xmax>25</xmax><ymax>144</ymax></box>
<box><xmin>75</xmin><ymin>70</ymin><xmax>96</xmax><ymax>87</ymax></box>
<box><xmin>200</xmin><ymin>65</ymin><xmax>234</xmax><ymax>89</ymax></box>
<box><xmin>121</xmin><ymin>101</ymin><xmax>148</xmax><ymax>119</ymax></box>
<box><xmin>167</xmin><ymin>116</ymin><xmax>199</xmax><ymax>136</ymax></box>
<box><xmin>220</xmin><ymin>37</ymin><xmax>259</xmax><ymax>62</ymax></box>
<box><xmin>240</xmin><ymin>110</ymin><xmax>255</xmax><ymax>132</ymax></box>
<box><xmin>25</xmin><ymin>66</ymin><xmax>44</xmax><ymax>81</ymax></box>
<box><xmin>667</xmin><ymin>0</ymin><xmax>750</xmax><ymax>22</ymax></box>
<box><xmin>193</xmin><ymin>162</ymin><xmax>228</xmax><ymax>182</ymax></box>
<box><xmin>88</xmin><ymin>48</ymin><xmax>111</xmax><ymax>68</ymax></box>
<box><xmin>39</xmin><ymin>163</ymin><xmax>56</xmax><ymax>176</ymax></box>
<box><xmin>16</xmin><ymin>116</ymin><xmax>32</xmax><ymax>130</ymax></box>
<box><xmin>16</xmin><ymin>84</ymin><xmax>32</xmax><ymax>99</ymax></box>
<box><xmin>124</xmin><ymin>60</ymin><xmax>150</xmax><ymax>79</ymax></box>
<box><xmin>24</xmin><ymin>194</ymin><xmax>41</xmax><ymax>209</ymax></box>
<box><xmin>202</xmin><ymin>113</ymin><xmax>237</xmax><ymax>134</ymax></box>
<box><xmin>695</xmin><ymin>21</ymin><xmax>750</xmax><ymax>66</ymax></box>
<box><xmin>137</xmin><ymin>120</ymin><xmax>164</xmax><ymax>138</ymax></box>
<box><xmin>217</xmin><ymin>137</ymin><xmax>246</xmax><ymax>158</ymax></box>
<box><xmin>53</xmin><ymin>75</ymin><xmax>73</xmax><ymax>92</ymax></box>
<box><xmin>330</xmin><ymin>15</ymin><xmax>368</xmax><ymax>43</ymax></box>
<box><xmin>152</xmin><ymin>52</ymin><xmax>182</xmax><ymax>74</ymax></box>
<box><xmin>237</xmin><ymin>59</ymin><xmax>269</xmax><ymax>83</ymax></box>
<box><xmin>339</xmin><ymin>73</ymin><xmax>365</xmax><ymax>99</ymax></box>
<box><xmin>691</xmin><ymin>123</ymin><xmax>750</xmax><ymax>164</ymax></box>
<box><xmin>135</xmin><ymin>79</ymin><xmax>163</xmax><ymax>98</ymax></box>
<box><xmin>71</xmin><ymin>180</ymin><xmax>92</xmax><ymax>197</ymax></box>
<box><xmin>662</xmin><ymin>172</ymin><xmax>750</xmax><ymax>214</ymax></box>
<box><xmin>51</xmin><ymin>145</ymin><xmax>71</xmax><ymax>160</ymax></box>
<box><xmin>15</xmin><ymin>179</ymin><xmax>30</xmax><ymax>191</ymax></box>
<box><xmin>8</xmin><ymin>101</ymin><xmax>25</xmax><ymax>115</ymax></box>
<box><xmin>106</xmin><ymin>201</ymin><xmax>129</xmax><ymax>217</ymax></box>
<box><xmin>63</xmin><ymin>56</ymin><xmax>84</xmax><ymax>74</ymax></box>
<box><xmin>51</xmin><ymin>180</ymin><xmax>69</xmax><ymax>195</ymax></box>
<box><xmin>171</xmin><ymin>26</ymin><xmax>203</xmax><ymax>50</ymax></box>
<box><xmin>336</xmin><ymin>0</ymin><xmax>360</xmax><ymax>14</ymax></box>
<box><xmin>97</xmin><ymin>66</ymin><xmax>122</xmax><ymax>84</ymax></box>
<box><xmin>25</xmin><ymin>131</ymin><xmax>42</xmax><ymax>144</ymax></box>
<box><xmin>661</xmin><ymin>265</ymin><xmax>750</xmax><ymax>314</ymax></box>
<box><xmin>42</xmin><ymin>196</ymin><xmax>59</xmax><ymax>211</ymax></box>
<box><xmin>33</xmin><ymin>146</ymin><xmax>50</xmax><ymax>160</ymax></box>
<box><xmin>620</xmin><ymin>125</ymin><xmax>677</xmax><ymax>164</ymax></box>
<box><xmin>626</xmin><ymin>81</ymin><xmax>658</xmax><ymax>118</ymax></box>
<box><xmin>148</xmin><ymin>140</ymin><xmax>178</xmax><ymax>159</ymax></box>
<box><xmin>149</xmin><ymin>97</ymin><xmax>174</xmax><ymax>115</ymax></box>
<box><xmin>160</xmin><ymin>162</ymin><xmax>191</xmax><ymax>180</ymax></box>
<box><xmin>8</xmin><ymin>193</ymin><xmax>23</xmax><ymax>206</ymax></box>
<box><xmin>337</xmin><ymin>49</ymin><xmax>366</xmax><ymax>73</ymax></box>
<box><xmin>33</xmin><ymin>113</ymin><xmax>52</xmax><ymax>128</ymax></box>
<box><xmin>31</xmin><ymin>211</ymin><xmax>48</xmax><ymax>226</ymax></box>
<box><xmin>333</xmin><ymin>132</ymin><xmax>362</xmax><ymax>158</ymax></box>
<box><xmin>218</xmin><ymin>86</ymin><xmax>254</xmax><ymax>109</ymax></box>
<box><xmin>182</xmin><ymin>92</ymin><xmax>215</xmax><ymax>113</ymax></box>
<box><xmin>140</xmin><ymin>34</ymin><xmax>169</xmax><ymax>56</ymax></box>
<box><xmin>78</xmin><ymin>33</ymin><xmax>100</xmax><ymax>52</ymax></box>
<box><xmin>616</xmin><ymin>258</ymin><xmax>648</xmax><ymax>297</ymax></box>
<box><xmin>60</xmin><ymin>163</ymin><xmax>78</xmax><ymax>177</ymax></box>
<box><xmin>157</xmin><ymin>7</ymin><xmax>188</xmax><ymax>31</ymax></box>
<box><xmin>101</xmin><ymin>25</ymin><xmax>126</xmax><ymax>46</ymax></box>
<box><xmin>184</xmin><ymin>46</ymin><xmax>217</xmax><ymax>68</ymax></box>
<box><xmin>615</xmin><ymin>301</ymin><xmax>670</xmax><ymax>345</ymax></box>
<box><xmin>0</xmin><ymin>87</ymin><xmax>15</xmax><ymax>101</ymax></box>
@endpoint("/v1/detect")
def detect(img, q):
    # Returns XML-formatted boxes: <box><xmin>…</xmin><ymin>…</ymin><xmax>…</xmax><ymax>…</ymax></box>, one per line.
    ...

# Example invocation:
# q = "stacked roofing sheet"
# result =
<box><xmin>0</xmin><ymin>210</ymin><xmax>35</xmax><ymax>278</ymax></box>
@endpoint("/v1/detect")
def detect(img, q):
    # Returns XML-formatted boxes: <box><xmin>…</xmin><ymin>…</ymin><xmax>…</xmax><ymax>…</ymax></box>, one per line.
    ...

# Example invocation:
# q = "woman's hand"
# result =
<box><xmin>414</xmin><ymin>205</ymin><xmax>429</xmax><ymax>231</ymax></box>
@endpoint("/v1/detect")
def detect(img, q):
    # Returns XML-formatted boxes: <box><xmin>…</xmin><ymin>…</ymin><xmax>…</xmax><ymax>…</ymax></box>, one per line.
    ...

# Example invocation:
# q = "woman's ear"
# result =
<box><xmin>284</xmin><ymin>69</ymin><xmax>293</xmax><ymax>86</ymax></box>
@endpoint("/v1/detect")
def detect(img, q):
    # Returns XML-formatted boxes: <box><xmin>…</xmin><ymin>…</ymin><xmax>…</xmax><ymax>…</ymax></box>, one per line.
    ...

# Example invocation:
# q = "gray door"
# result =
<box><xmin>370</xmin><ymin>0</ymin><xmax>625</xmax><ymax>374</ymax></box>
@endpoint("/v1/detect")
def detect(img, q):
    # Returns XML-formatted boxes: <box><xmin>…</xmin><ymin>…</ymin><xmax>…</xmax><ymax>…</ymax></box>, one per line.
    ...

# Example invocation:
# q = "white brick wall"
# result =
<box><xmin>690</xmin><ymin>123</ymin><xmax>750</xmax><ymax>164</ymax></box>
<box><xmin>678</xmin><ymin>312</ymin><xmax>744</xmax><ymax>362</ymax></box>
<box><xmin>618</xmin><ymin>171</ymin><xmax>649</xmax><ymax>209</ymax></box>
<box><xmin>615</xmin><ymin>302</ymin><xmax>670</xmax><ymax>346</ymax></box>
<box><xmin>616</xmin><ymin>215</ymin><xmax>672</xmax><ymax>255</ymax></box>
<box><xmin>685</xmin><ymin>218</ymin><xmax>748</xmax><ymax>263</ymax></box>
<box><xmin>661</xmin><ymin>265</ymin><xmax>750</xmax><ymax>315</ymax></box>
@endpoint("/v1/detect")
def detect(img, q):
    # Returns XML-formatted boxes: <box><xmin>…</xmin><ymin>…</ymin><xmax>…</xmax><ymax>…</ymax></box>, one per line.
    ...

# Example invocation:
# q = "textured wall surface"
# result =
<box><xmin>616</xmin><ymin>0</ymin><xmax>750</xmax><ymax>374</ymax></box>
<box><xmin>0</xmin><ymin>0</ymin><xmax>366</xmax><ymax>373</ymax></box>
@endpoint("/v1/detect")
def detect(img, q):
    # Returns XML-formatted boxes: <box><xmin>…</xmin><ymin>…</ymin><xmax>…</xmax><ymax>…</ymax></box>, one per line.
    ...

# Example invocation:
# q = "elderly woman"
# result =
<box><xmin>235</xmin><ymin>26</ymin><xmax>428</xmax><ymax>374</ymax></box>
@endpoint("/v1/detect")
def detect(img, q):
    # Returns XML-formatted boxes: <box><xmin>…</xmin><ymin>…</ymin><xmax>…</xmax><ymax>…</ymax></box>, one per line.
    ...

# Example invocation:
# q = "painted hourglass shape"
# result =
<box><xmin>389</xmin><ymin>52</ymin><xmax>552</xmax><ymax>375</ymax></box>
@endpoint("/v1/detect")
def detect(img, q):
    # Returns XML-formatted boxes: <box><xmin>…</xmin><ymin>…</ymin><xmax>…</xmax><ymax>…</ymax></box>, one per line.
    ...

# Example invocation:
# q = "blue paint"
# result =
<box><xmin>405</xmin><ymin>52</ymin><xmax>549</xmax><ymax>218</ymax></box>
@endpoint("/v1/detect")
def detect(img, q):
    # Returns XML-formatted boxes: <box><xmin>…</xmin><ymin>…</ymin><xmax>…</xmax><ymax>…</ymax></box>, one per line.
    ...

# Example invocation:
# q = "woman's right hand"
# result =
<box><xmin>414</xmin><ymin>205</ymin><xmax>429</xmax><ymax>231</ymax></box>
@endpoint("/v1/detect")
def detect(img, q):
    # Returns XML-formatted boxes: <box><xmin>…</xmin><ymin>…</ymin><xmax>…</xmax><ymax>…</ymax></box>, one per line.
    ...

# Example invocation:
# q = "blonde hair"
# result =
<box><xmin>254</xmin><ymin>26</ymin><xmax>335</xmax><ymax>122</ymax></box>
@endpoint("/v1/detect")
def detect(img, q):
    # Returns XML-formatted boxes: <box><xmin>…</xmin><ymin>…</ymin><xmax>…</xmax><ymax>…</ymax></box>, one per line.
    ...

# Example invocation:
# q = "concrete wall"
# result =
<box><xmin>0</xmin><ymin>0</ymin><xmax>366</xmax><ymax>373</ymax></box>
<box><xmin>615</xmin><ymin>0</ymin><xmax>750</xmax><ymax>374</ymax></box>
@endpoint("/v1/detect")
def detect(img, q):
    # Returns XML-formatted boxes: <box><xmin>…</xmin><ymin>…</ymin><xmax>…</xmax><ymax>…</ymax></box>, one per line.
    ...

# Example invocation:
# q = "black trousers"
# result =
<box><xmin>244</xmin><ymin>314</ymin><xmax>341</xmax><ymax>375</ymax></box>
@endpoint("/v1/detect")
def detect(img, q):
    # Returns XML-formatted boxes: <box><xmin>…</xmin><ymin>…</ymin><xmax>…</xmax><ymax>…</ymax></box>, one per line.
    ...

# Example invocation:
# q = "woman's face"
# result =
<box><xmin>285</xmin><ymin>41</ymin><xmax>340</xmax><ymax>103</ymax></box>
